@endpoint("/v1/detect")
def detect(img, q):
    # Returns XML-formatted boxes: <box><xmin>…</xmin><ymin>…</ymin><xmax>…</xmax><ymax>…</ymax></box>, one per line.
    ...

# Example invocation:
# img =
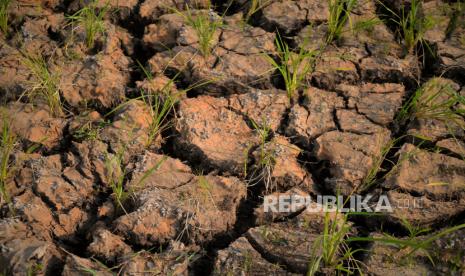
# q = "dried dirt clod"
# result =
<box><xmin>251</xmin><ymin>135</ymin><xmax>316</xmax><ymax>194</ymax></box>
<box><xmin>147</xmin><ymin>24</ymin><xmax>276</xmax><ymax>95</ymax></box>
<box><xmin>114</xmin><ymin>153</ymin><xmax>247</xmax><ymax>246</ymax></box>
<box><xmin>359</xmin><ymin>54</ymin><xmax>419</xmax><ymax>85</ymax></box>
<box><xmin>336</xmin><ymin>82</ymin><xmax>406</xmax><ymax>126</ymax></box>
<box><xmin>422</xmin><ymin>0</ymin><xmax>453</xmax><ymax>44</ymax></box>
<box><xmin>143</xmin><ymin>14</ymin><xmax>184</xmax><ymax>51</ymax></box>
<box><xmin>13</xmin><ymin>140</ymin><xmax>110</xmax><ymax>240</ymax></box>
<box><xmin>340</xmin><ymin>0</ymin><xmax>402</xmax><ymax>57</ymax></box>
<box><xmin>0</xmin><ymin>41</ymin><xmax>32</xmax><ymax>102</ymax></box>
<box><xmin>423</xmin><ymin>1</ymin><xmax>465</xmax><ymax>80</ymax></box>
<box><xmin>384</xmin><ymin>143</ymin><xmax>465</xmax><ymax>200</ymax></box>
<box><xmin>11</xmin><ymin>190</ymin><xmax>56</xmax><ymax>240</ymax></box>
<box><xmin>228</xmin><ymin>88</ymin><xmax>289</xmax><ymax>132</ymax></box>
<box><xmin>101</xmin><ymin>99</ymin><xmax>159</xmax><ymax>161</ymax></box>
<box><xmin>312</xmin><ymin>49</ymin><xmax>361</xmax><ymax>90</ymax></box>
<box><xmin>136</xmin><ymin>74</ymin><xmax>180</xmax><ymax>97</ymax></box>
<box><xmin>261</xmin><ymin>0</ymin><xmax>329</xmax><ymax>34</ymax></box>
<box><xmin>285</xmin><ymin>87</ymin><xmax>345</xmax><ymax>149</ymax></box>
<box><xmin>0</xmin><ymin>218</ymin><xmax>64</xmax><ymax>275</ymax></box>
<box><xmin>213</xmin><ymin>236</ymin><xmax>296</xmax><ymax>275</ymax></box>
<box><xmin>362</xmin><ymin>232</ymin><xmax>434</xmax><ymax>276</ymax></box>
<box><xmin>174</xmin><ymin>95</ymin><xmax>259</xmax><ymax>175</ymax></box>
<box><xmin>245</xmin><ymin>207</ymin><xmax>352</xmax><ymax>273</ymax></box>
<box><xmin>138</xmin><ymin>0</ymin><xmax>210</xmax><ymax>23</ymax></box>
<box><xmin>7</xmin><ymin>0</ymin><xmax>60</xmax><ymax>23</ymax></box>
<box><xmin>128</xmin><ymin>151</ymin><xmax>193</xmax><ymax>191</ymax></box>
<box><xmin>56</xmin><ymin>23</ymin><xmax>132</xmax><ymax>109</ymax></box>
<box><xmin>87</xmin><ymin>227</ymin><xmax>133</xmax><ymax>263</ymax></box>
<box><xmin>314</xmin><ymin>130</ymin><xmax>391</xmax><ymax>195</ymax></box>
<box><xmin>119</xmin><ymin>242</ymin><xmax>189</xmax><ymax>276</ymax></box>
<box><xmin>31</xmin><ymin>154</ymin><xmax>94</xmax><ymax>211</ymax></box>
<box><xmin>254</xmin><ymin>187</ymin><xmax>311</xmax><ymax>224</ymax></box>
<box><xmin>114</xmin><ymin>175</ymin><xmax>246</xmax><ymax>246</ymax></box>
<box><xmin>336</xmin><ymin>109</ymin><xmax>388</xmax><ymax>135</ymax></box>
<box><xmin>62</xmin><ymin>254</ymin><xmax>112</xmax><ymax>276</ymax></box>
<box><xmin>377</xmin><ymin>190</ymin><xmax>465</xmax><ymax>228</ymax></box>
<box><xmin>68</xmin><ymin>0</ymin><xmax>138</xmax><ymax>23</ymax></box>
<box><xmin>0</xmin><ymin>103</ymin><xmax>66</xmax><ymax>150</ymax></box>
<box><xmin>436</xmin><ymin>138</ymin><xmax>465</xmax><ymax>157</ymax></box>
<box><xmin>10</xmin><ymin>14</ymin><xmax>64</xmax><ymax>58</ymax></box>
<box><xmin>220</xmin><ymin>26</ymin><xmax>276</xmax><ymax>55</ymax></box>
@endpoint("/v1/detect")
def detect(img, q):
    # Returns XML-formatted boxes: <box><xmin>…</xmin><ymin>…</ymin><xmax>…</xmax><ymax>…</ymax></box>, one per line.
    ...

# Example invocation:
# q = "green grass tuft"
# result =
<box><xmin>265</xmin><ymin>33</ymin><xmax>318</xmax><ymax>99</ymax></box>
<box><xmin>0</xmin><ymin>115</ymin><xmax>16</xmax><ymax>215</ymax></box>
<box><xmin>174</xmin><ymin>2</ymin><xmax>223</xmax><ymax>57</ymax></box>
<box><xmin>67</xmin><ymin>0</ymin><xmax>109</xmax><ymax>49</ymax></box>
<box><xmin>350</xmin><ymin>220</ymin><xmax>465</xmax><ymax>266</ymax></box>
<box><xmin>244</xmin><ymin>0</ymin><xmax>271</xmax><ymax>24</ymax></box>
<box><xmin>379</xmin><ymin>0</ymin><xmax>435</xmax><ymax>54</ymax></box>
<box><xmin>308</xmin><ymin>210</ymin><xmax>362</xmax><ymax>275</ymax></box>
<box><xmin>397</xmin><ymin>78</ymin><xmax>465</xmax><ymax>130</ymax></box>
<box><xmin>21</xmin><ymin>53</ymin><xmax>62</xmax><ymax>116</ymax></box>
<box><xmin>104</xmin><ymin>147</ymin><xmax>128</xmax><ymax>214</ymax></box>
<box><xmin>327</xmin><ymin>0</ymin><xmax>357</xmax><ymax>43</ymax></box>
<box><xmin>0</xmin><ymin>0</ymin><xmax>10</xmax><ymax>34</ymax></box>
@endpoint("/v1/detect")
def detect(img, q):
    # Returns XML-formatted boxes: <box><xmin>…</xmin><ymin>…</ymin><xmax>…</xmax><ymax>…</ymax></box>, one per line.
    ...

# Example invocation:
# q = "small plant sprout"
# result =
<box><xmin>174</xmin><ymin>2</ymin><xmax>223</xmax><ymax>57</ymax></box>
<box><xmin>0</xmin><ymin>116</ymin><xmax>16</xmax><ymax>215</ymax></box>
<box><xmin>136</xmin><ymin>60</ymin><xmax>214</xmax><ymax>148</ymax></box>
<box><xmin>105</xmin><ymin>148</ymin><xmax>128</xmax><ymax>214</ymax></box>
<box><xmin>0</xmin><ymin>0</ymin><xmax>10</xmax><ymax>34</ymax></box>
<box><xmin>244</xmin><ymin>0</ymin><xmax>271</xmax><ymax>24</ymax></box>
<box><xmin>67</xmin><ymin>1</ymin><xmax>109</xmax><ymax>49</ymax></box>
<box><xmin>105</xmin><ymin>140</ymin><xmax>166</xmax><ymax>214</ymax></box>
<box><xmin>247</xmin><ymin>119</ymin><xmax>276</xmax><ymax>192</ymax></box>
<box><xmin>379</xmin><ymin>0</ymin><xmax>434</xmax><ymax>54</ymax></box>
<box><xmin>22</xmin><ymin>53</ymin><xmax>62</xmax><ymax>116</ymax></box>
<box><xmin>360</xmin><ymin>136</ymin><xmax>405</xmax><ymax>192</ymax></box>
<box><xmin>308</xmin><ymin>209</ymin><xmax>362</xmax><ymax>275</ymax></box>
<box><xmin>137</xmin><ymin>60</ymin><xmax>178</xmax><ymax>148</ymax></box>
<box><xmin>397</xmin><ymin>78</ymin><xmax>465</xmax><ymax>130</ymax></box>
<box><xmin>265</xmin><ymin>34</ymin><xmax>318</xmax><ymax>99</ymax></box>
<box><xmin>326</xmin><ymin>0</ymin><xmax>357</xmax><ymax>43</ymax></box>
<box><xmin>350</xmin><ymin>220</ymin><xmax>465</xmax><ymax>266</ymax></box>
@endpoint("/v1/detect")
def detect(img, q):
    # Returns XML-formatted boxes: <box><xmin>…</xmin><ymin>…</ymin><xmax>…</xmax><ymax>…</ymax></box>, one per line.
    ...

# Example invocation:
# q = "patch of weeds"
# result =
<box><xmin>359</xmin><ymin>136</ymin><xmax>405</xmax><ymax>192</ymax></box>
<box><xmin>351</xmin><ymin>220</ymin><xmax>465</xmax><ymax>267</ymax></box>
<box><xmin>308</xmin><ymin>210</ymin><xmax>362</xmax><ymax>275</ymax></box>
<box><xmin>21</xmin><ymin>53</ymin><xmax>62</xmax><ymax>116</ymax></box>
<box><xmin>173</xmin><ymin>2</ymin><xmax>223</xmax><ymax>57</ymax></box>
<box><xmin>247</xmin><ymin>119</ymin><xmax>276</xmax><ymax>192</ymax></box>
<box><xmin>67</xmin><ymin>0</ymin><xmax>109</xmax><ymax>49</ymax></box>
<box><xmin>77</xmin><ymin>257</ymin><xmax>117</xmax><ymax>276</ymax></box>
<box><xmin>105</xmin><ymin>143</ymin><xmax>166</xmax><ymax>214</ymax></box>
<box><xmin>243</xmin><ymin>0</ymin><xmax>271</xmax><ymax>25</ymax></box>
<box><xmin>326</xmin><ymin>0</ymin><xmax>357</xmax><ymax>43</ymax></box>
<box><xmin>26</xmin><ymin>262</ymin><xmax>43</xmax><ymax>276</ymax></box>
<box><xmin>0</xmin><ymin>116</ymin><xmax>16</xmax><ymax>215</ymax></box>
<box><xmin>265</xmin><ymin>33</ymin><xmax>318</xmax><ymax>99</ymax></box>
<box><xmin>104</xmin><ymin>146</ymin><xmax>128</xmax><ymax>214</ymax></box>
<box><xmin>379</xmin><ymin>0</ymin><xmax>435</xmax><ymax>54</ymax></box>
<box><xmin>71</xmin><ymin>120</ymin><xmax>106</xmax><ymax>141</ymax></box>
<box><xmin>197</xmin><ymin>175</ymin><xmax>217</xmax><ymax>209</ymax></box>
<box><xmin>397</xmin><ymin>78</ymin><xmax>465</xmax><ymax>130</ymax></box>
<box><xmin>0</xmin><ymin>0</ymin><xmax>10</xmax><ymax>34</ymax></box>
<box><xmin>136</xmin><ymin>60</ymin><xmax>213</xmax><ymax>148</ymax></box>
<box><xmin>142</xmin><ymin>92</ymin><xmax>176</xmax><ymax>148</ymax></box>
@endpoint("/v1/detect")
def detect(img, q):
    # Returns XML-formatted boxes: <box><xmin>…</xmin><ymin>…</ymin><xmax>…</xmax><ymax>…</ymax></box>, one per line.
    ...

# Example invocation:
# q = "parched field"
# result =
<box><xmin>0</xmin><ymin>0</ymin><xmax>465</xmax><ymax>275</ymax></box>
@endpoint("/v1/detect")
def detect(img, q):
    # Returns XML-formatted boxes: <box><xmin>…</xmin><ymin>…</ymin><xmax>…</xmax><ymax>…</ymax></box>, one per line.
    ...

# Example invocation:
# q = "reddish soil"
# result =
<box><xmin>0</xmin><ymin>0</ymin><xmax>465</xmax><ymax>275</ymax></box>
